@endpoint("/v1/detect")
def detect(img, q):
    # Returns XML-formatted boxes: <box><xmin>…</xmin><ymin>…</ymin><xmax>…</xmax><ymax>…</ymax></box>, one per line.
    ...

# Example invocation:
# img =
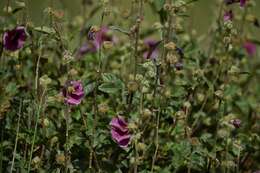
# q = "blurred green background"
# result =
<box><xmin>1</xmin><ymin>0</ymin><xmax>260</xmax><ymax>39</ymax></box>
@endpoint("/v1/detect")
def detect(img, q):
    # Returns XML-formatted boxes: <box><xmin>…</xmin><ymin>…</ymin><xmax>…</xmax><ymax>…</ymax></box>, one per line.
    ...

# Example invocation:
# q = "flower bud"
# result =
<box><xmin>68</xmin><ymin>68</ymin><xmax>78</xmax><ymax>76</ymax></box>
<box><xmin>164</xmin><ymin>42</ymin><xmax>176</xmax><ymax>50</ymax></box>
<box><xmin>142</xmin><ymin>108</ymin><xmax>152</xmax><ymax>118</ymax></box>
<box><xmin>32</xmin><ymin>156</ymin><xmax>41</xmax><ymax>168</ymax></box>
<box><xmin>135</xmin><ymin>74</ymin><xmax>143</xmax><ymax>82</ymax></box>
<box><xmin>39</xmin><ymin>75</ymin><xmax>52</xmax><ymax>87</ymax></box>
<box><xmin>98</xmin><ymin>103</ymin><xmax>109</xmax><ymax>113</ymax></box>
<box><xmin>183</xmin><ymin>101</ymin><xmax>191</xmax><ymax>109</ymax></box>
<box><xmin>127</xmin><ymin>81</ymin><xmax>139</xmax><ymax>92</ymax></box>
<box><xmin>56</xmin><ymin>154</ymin><xmax>65</xmax><ymax>165</ymax></box>
<box><xmin>128</xmin><ymin>122</ymin><xmax>138</xmax><ymax>130</ymax></box>
<box><xmin>215</xmin><ymin>90</ymin><xmax>223</xmax><ymax>98</ymax></box>
<box><xmin>196</xmin><ymin>93</ymin><xmax>205</xmax><ymax>103</ymax></box>
<box><xmin>137</xmin><ymin>143</ymin><xmax>146</xmax><ymax>151</ymax></box>
<box><xmin>41</xmin><ymin>118</ymin><xmax>50</xmax><ymax>127</ymax></box>
<box><xmin>164</xmin><ymin>89</ymin><xmax>171</xmax><ymax>98</ymax></box>
<box><xmin>103</xmin><ymin>41</ymin><xmax>113</xmax><ymax>49</ymax></box>
<box><xmin>128</xmin><ymin>74</ymin><xmax>135</xmax><ymax>81</ymax></box>
<box><xmin>152</xmin><ymin>22</ymin><xmax>163</xmax><ymax>30</ymax></box>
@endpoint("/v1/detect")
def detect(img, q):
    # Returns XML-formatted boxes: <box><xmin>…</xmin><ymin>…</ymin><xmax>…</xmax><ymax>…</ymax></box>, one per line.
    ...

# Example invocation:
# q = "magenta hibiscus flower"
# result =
<box><xmin>62</xmin><ymin>80</ymin><xmax>84</xmax><ymax>105</ymax></box>
<box><xmin>110</xmin><ymin>116</ymin><xmax>131</xmax><ymax>148</ymax></box>
<box><xmin>3</xmin><ymin>26</ymin><xmax>27</xmax><ymax>51</ymax></box>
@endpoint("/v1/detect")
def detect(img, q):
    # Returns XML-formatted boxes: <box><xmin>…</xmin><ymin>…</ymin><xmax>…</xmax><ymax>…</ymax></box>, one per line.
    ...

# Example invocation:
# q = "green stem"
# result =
<box><xmin>236</xmin><ymin>144</ymin><xmax>241</xmax><ymax>173</ymax></box>
<box><xmin>27</xmin><ymin>89</ymin><xmax>46</xmax><ymax>173</ymax></box>
<box><xmin>65</xmin><ymin>106</ymin><xmax>70</xmax><ymax>173</ymax></box>
<box><xmin>10</xmin><ymin>100</ymin><xmax>23</xmax><ymax>172</ymax></box>
<box><xmin>151</xmin><ymin>109</ymin><xmax>160</xmax><ymax>173</ymax></box>
<box><xmin>89</xmin><ymin>9</ymin><xmax>105</xmax><ymax>171</ymax></box>
<box><xmin>0</xmin><ymin>117</ymin><xmax>3</xmax><ymax>173</ymax></box>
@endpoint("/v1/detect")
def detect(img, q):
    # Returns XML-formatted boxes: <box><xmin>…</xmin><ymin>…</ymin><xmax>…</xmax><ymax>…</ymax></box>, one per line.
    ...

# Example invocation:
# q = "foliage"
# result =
<box><xmin>0</xmin><ymin>0</ymin><xmax>260</xmax><ymax>172</ymax></box>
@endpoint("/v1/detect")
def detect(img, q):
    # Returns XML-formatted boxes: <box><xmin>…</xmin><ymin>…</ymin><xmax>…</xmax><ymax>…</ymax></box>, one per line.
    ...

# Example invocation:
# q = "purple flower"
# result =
<box><xmin>62</xmin><ymin>80</ymin><xmax>84</xmax><ymax>105</ymax></box>
<box><xmin>93</xmin><ymin>26</ymin><xmax>115</xmax><ymax>50</ymax></box>
<box><xmin>243</xmin><ymin>41</ymin><xmax>256</xmax><ymax>56</ymax></box>
<box><xmin>229</xmin><ymin>119</ymin><xmax>241</xmax><ymax>128</ymax></box>
<box><xmin>3</xmin><ymin>26</ymin><xmax>27</xmax><ymax>51</ymax></box>
<box><xmin>224</xmin><ymin>10</ymin><xmax>233</xmax><ymax>21</ymax></box>
<box><xmin>240</xmin><ymin>0</ymin><xmax>246</xmax><ymax>7</ymax></box>
<box><xmin>143</xmin><ymin>39</ymin><xmax>160</xmax><ymax>59</ymax></box>
<box><xmin>78</xmin><ymin>41</ymin><xmax>97</xmax><ymax>55</ymax></box>
<box><xmin>224</xmin><ymin>0</ymin><xmax>247</xmax><ymax>7</ymax></box>
<box><xmin>77</xmin><ymin>26</ymin><xmax>115</xmax><ymax>56</ymax></box>
<box><xmin>110</xmin><ymin>116</ymin><xmax>131</xmax><ymax>148</ymax></box>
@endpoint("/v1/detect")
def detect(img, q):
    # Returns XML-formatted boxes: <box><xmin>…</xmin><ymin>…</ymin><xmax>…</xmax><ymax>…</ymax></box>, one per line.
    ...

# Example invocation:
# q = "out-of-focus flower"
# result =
<box><xmin>224</xmin><ymin>0</ymin><xmax>247</xmax><ymax>7</ymax></box>
<box><xmin>110</xmin><ymin>116</ymin><xmax>131</xmax><ymax>148</ymax></box>
<box><xmin>78</xmin><ymin>42</ymin><xmax>97</xmax><ymax>55</ymax></box>
<box><xmin>240</xmin><ymin>0</ymin><xmax>246</xmax><ymax>7</ymax></box>
<box><xmin>143</xmin><ymin>39</ymin><xmax>160</xmax><ymax>59</ymax></box>
<box><xmin>94</xmin><ymin>26</ymin><xmax>115</xmax><ymax>49</ymax></box>
<box><xmin>224</xmin><ymin>10</ymin><xmax>233</xmax><ymax>21</ymax></box>
<box><xmin>229</xmin><ymin>119</ymin><xmax>241</xmax><ymax>128</ymax></box>
<box><xmin>3</xmin><ymin>26</ymin><xmax>27</xmax><ymax>51</ymax></box>
<box><xmin>62</xmin><ymin>80</ymin><xmax>84</xmax><ymax>105</ymax></box>
<box><xmin>77</xmin><ymin>26</ymin><xmax>116</xmax><ymax>56</ymax></box>
<box><xmin>243</xmin><ymin>41</ymin><xmax>256</xmax><ymax>56</ymax></box>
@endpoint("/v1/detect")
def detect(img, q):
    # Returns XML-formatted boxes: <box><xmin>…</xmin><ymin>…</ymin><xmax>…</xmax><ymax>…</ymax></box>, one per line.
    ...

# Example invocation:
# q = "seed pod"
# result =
<box><xmin>127</xmin><ymin>81</ymin><xmax>139</xmax><ymax>92</ymax></box>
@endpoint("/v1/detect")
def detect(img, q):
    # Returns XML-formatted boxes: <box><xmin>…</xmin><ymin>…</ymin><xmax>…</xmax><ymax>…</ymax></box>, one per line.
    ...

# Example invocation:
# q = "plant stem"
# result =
<box><xmin>133</xmin><ymin>0</ymin><xmax>143</xmax><ymax>78</ymax></box>
<box><xmin>10</xmin><ymin>100</ymin><xmax>23</xmax><ymax>172</ymax></box>
<box><xmin>236</xmin><ymin>144</ymin><xmax>241</xmax><ymax>173</ymax></box>
<box><xmin>0</xmin><ymin>116</ymin><xmax>3</xmax><ymax>173</ymax></box>
<box><xmin>239</xmin><ymin>6</ymin><xmax>248</xmax><ymax>37</ymax></box>
<box><xmin>65</xmin><ymin>106</ymin><xmax>70</xmax><ymax>173</ymax></box>
<box><xmin>151</xmin><ymin>109</ymin><xmax>160</xmax><ymax>173</ymax></box>
<box><xmin>27</xmin><ymin>88</ymin><xmax>46</xmax><ymax>173</ymax></box>
<box><xmin>6</xmin><ymin>0</ymin><xmax>10</xmax><ymax>12</ymax></box>
<box><xmin>35</xmin><ymin>55</ymin><xmax>41</xmax><ymax>100</ymax></box>
<box><xmin>89</xmin><ymin>9</ymin><xmax>105</xmax><ymax>171</ymax></box>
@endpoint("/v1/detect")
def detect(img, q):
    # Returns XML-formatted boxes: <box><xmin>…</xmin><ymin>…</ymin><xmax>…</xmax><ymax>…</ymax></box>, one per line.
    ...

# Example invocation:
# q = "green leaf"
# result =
<box><xmin>98</xmin><ymin>73</ymin><xmax>124</xmax><ymax>94</ymax></box>
<box><xmin>84</xmin><ymin>82</ymin><xmax>96</xmax><ymax>95</ymax></box>
<box><xmin>34</xmin><ymin>26</ymin><xmax>55</xmax><ymax>34</ymax></box>
<box><xmin>101</xmin><ymin>73</ymin><xmax>119</xmax><ymax>82</ymax></box>
<box><xmin>98</xmin><ymin>82</ymin><xmax>121</xmax><ymax>94</ymax></box>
